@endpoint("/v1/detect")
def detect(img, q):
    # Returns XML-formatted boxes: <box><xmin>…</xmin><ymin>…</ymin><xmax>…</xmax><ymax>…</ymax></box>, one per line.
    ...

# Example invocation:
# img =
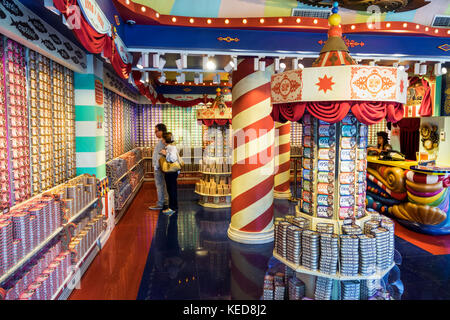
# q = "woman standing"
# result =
<box><xmin>159</xmin><ymin>132</ymin><xmax>179</xmax><ymax>215</ymax></box>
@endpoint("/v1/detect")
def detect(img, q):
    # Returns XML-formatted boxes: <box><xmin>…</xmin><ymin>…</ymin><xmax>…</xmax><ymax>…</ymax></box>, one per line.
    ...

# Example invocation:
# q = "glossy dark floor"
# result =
<box><xmin>71</xmin><ymin>183</ymin><xmax>450</xmax><ymax>300</ymax></box>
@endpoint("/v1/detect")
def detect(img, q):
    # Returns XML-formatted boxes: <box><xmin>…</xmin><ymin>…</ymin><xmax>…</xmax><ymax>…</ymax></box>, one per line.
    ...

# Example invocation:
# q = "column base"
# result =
<box><xmin>228</xmin><ymin>224</ymin><xmax>274</xmax><ymax>244</ymax></box>
<box><xmin>274</xmin><ymin>190</ymin><xmax>292</xmax><ymax>200</ymax></box>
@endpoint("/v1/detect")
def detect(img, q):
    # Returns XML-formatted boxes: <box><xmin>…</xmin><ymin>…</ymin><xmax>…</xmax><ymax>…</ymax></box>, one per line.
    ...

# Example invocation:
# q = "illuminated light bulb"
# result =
<box><xmin>403</xmin><ymin>23</ymin><xmax>407</xmax><ymax>28</ymax></box>
<box><xmin>416</xmin><ymin>25</ymin><xmax>420</xmax><ymax>29</ymax></box>
<box><xmin>313</xmin><ymin>19</ymin><xmax>318</xmax><ymax>24</ymax></box>
<box><xmin>278</xmin><ymin>18</ymin><xmax>283</xmax><ymax>23</ymax></box>
<box><xmin>189</xmin><ymin>18</ymin><xmax>194</xmax><ymax>23</ymax></box>
<box><xmin>425</xmin><ymin>27</ymin><xmax>429</xmax><ymax>31</ymax></box>
<box><xmin>156</xmin><ymin>13</ymin><xmax>160</xmax><ymax>18</ymax></box>
<box><xmin>225</xmin><ymin>19</ymin><xmax>229</xmax><ymax>24</ymax></box>
<box><xmin>125</xmin><ymin>0</ymin><xmax>130</xmax><ymax>4</ymax></box>
<box><xmin>448</xmin><ymin>30</ymin><xmax>450</xmax><ymax>34</ymax></box>
<box><xmin>172</xmin><ymin>17</ymin><xmax>177</xmax><ymax>22</ymax></box>
<box><xmin>207</xmin><ymin>19</ymin><xmax>212</xmax><ymax>24</ymax></box>
<box><xmin>442</xmin><ymin>67</ymin><xmax>447</xmax><ymax>74</ymax></box>
<box><xmin>242</xmin><ymin>19</ymin><xmax>247</xmax><ymax>24</ymax></box>
<box><xmin>296</xmin><ymin>18</ymin><xmax>301</xmax><ymax>23</ymax></box>
<box><xmin>351</xmin><ymin>25</ymin><xmax>355</xmax><ymax>30</ymax></box>
<box><xmin>207</xmin><ymin>60</ymin><xmax>216</xmax><ymax>70</ymax></box>
<box><xmin>141</xmin><ymin>6</ymin><xmax>146</xmax><ymax>12</ymax></box>
<box><xmin>435</xmin><ymin>29</ymin><xmax>439</xmax><ymax>34</ymax></box>
<box><xmin>260</xmin><ymin>18</ymin><xmax>265</xmax><ymax>24</ymax></box>
<box><xmin>386</xmin><ymin>23</ymin><xmax>391</xmax><ymax>28</ymax></box>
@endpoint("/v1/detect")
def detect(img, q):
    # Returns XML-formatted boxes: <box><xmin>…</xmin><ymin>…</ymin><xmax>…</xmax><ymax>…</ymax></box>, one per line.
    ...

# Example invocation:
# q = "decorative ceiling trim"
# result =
<box><xmin>114</xmin><ymin>0</ymin><xmax>449</xmax><ymax>38</ymax></box>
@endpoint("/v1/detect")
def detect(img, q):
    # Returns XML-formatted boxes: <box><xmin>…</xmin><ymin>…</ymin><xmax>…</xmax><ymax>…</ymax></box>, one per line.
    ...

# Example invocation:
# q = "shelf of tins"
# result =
<box><xmin>106</xmin><ymin>148</ymin><xmax>145</xmax><ymax>221</ymax></box>
<box><xmin>262</xmin><ymin>259</ymin><xmax>395</xmax><ymax>301</ymax></box>
<box><xmin>196</xmin><ymin>125</ymin><xmax>232</xmax><ymax>208</ymax></box>
<box><xmin>133</xmin><ymin>104</ymin><xmax>203</xmax><ymax>148</ymax></box>
<box><xmin>0</xmin><ymin>36</ymin><xmax>76</xmax><ymax>210</ymax></box>
<box><xmin>0</xmin><ymin>174</ymin><xmax>99</xmax><ymax>300</ymax></box>
<box><xmin>141</xmin><ymin>147</ymin><xmax>202</xmax><ymax>181</ymax></box>
<box><xmin>104</xmin><ymin>88</ymin><xmax>137</xmax><ymax>162</ymax></box>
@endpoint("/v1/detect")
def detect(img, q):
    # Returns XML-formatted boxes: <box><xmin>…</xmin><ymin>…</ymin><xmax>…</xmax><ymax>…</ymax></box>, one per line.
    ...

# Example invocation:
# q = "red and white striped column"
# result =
<box><xmin>228</xmin><ymin>58</ymin><xmax>275</xmax><ymax>244</ymax></box>
<box><xmin>274</xmin><ymin>121</ymin><xmax>292</xmax><ymax>199</ymax></box>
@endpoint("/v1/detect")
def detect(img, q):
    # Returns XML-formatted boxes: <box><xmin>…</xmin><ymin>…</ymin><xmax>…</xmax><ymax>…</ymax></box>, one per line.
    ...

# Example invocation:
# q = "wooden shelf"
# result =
<box><xmin>273</xmin><ymin>252</ymin><xmax>395</xmax><ymax>281</ymax></box>
<box><xmin>201</xmin><ymin>172</ymin><xmax>231</xmax><ymax>175</ymax></box>
<box><xmin>195</xmin><ymin>190</ymin><xmax>231</xmax><ymax>197</ymax></box>
<box><xmin>198</xmin><ymin>202</ymin><xmax>231</xmax><ymax>208</ymax></box>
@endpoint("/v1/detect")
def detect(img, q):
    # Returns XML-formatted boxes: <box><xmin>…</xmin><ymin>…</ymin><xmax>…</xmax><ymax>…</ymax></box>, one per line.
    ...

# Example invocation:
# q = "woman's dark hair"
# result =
<box><xmin>377</xmin><ymin>131</ymin><xmax>389</xmax><ymax>148</ymax></box>
<box><xmin>155</xmin><ymin>123</ymin><xmax>167</xmax><ymax>133</ymax></box>
<box><xmin>163</xmin><ymin>132</ymin><xmax>174</xmax><ymax>144</ymax></box>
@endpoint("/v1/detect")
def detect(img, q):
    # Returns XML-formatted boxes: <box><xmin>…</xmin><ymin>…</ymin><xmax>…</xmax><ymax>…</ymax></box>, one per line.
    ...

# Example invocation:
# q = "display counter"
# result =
<box><xmin>366</xmin><ymin>156</ymin><xmax>450</xmax><ymax>235</ymax></box>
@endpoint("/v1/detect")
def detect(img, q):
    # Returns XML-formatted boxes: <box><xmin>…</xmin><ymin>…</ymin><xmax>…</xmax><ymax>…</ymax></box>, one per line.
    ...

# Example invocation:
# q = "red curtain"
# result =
<box><xmin>271</xmin><ymin>101</ymin><xmax>404</xmax><ymax>125</ymax></box>
<box><xmin>53</xmin><ymin>0</ymin><xmax>131</xmax><ymax>79</ymax></box>
<box><xmin>133</xmin><ymin>71</ymin><xmax>216</xmax><ymax>107</ymax></box>
<box><xmin>202</xmin><ymin>119</ymin><xmax>231</xmax><ymax>126</ymax></box>
<box><xmin>408</xmin><ymin>76</ymin><xmax>432</xmax><ymax>117</ymax></box>
<box><xmin>396</xmin><ymin>118</ymin><xmax>420</xmax><ymax>160</ymax></box>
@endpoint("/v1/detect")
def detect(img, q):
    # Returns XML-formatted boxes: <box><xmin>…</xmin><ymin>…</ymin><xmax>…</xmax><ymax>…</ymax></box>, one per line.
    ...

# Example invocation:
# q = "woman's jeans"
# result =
<box><xmin>164</xmin><ymin>171</ymin><xmax>179</xmax><ymax>211</ymax></box>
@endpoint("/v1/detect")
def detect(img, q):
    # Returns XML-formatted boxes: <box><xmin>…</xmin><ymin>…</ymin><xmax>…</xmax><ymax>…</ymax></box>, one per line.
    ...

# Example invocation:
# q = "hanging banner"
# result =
<box><xmin>271</xmin><ymin>66</ymin><xmax>408</xmax><ymax>104</ymax></box>
<box><xmin>114</xmin><ymin>36</ymin><xmax>132</xmax><ymax>65</ymax></box>
<box><xmin>77</xmin><ymin>0</ymin><xmax>111</xmax><ymax>35</ymax></box>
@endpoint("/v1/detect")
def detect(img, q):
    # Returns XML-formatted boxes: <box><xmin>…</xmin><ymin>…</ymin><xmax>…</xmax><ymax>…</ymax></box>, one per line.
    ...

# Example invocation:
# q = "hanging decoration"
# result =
<box><xmin>52</xmin><ymin>0</ymin><xmax>131</xmax><ymax>78</ymax></box>
<box><xmin>405</xmin><ymin>76</ymin><xmax>432</xmax><ymax>117</ymax></box>
<box><xmin>196</xmin><ymin>88</ymin><xmax>232</xmax><ymax>126</ymax></box>
<box><xmin>420</xmin><ymin>123</ymin><xmax>439</xmax><ymax>151</ymax></box>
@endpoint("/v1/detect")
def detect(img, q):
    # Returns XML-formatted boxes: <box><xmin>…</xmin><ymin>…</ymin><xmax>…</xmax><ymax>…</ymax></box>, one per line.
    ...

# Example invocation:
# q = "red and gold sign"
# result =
<box><xmin>271</xmin><ymin>65</ymin><xmax>407</xmax><ymax>104</ymax></box>
<box><xmin>95</xmin><ymin>79</ymin><xmax>104</xmax><ymax>105</ymax></box>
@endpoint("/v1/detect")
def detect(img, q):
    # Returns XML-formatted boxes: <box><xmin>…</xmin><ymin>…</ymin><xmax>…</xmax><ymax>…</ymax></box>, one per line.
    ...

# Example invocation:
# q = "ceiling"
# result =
<box><xmin>119</xmin><ymin>0</ymin><xmax>450</xmax><ymax>26</ymax></box>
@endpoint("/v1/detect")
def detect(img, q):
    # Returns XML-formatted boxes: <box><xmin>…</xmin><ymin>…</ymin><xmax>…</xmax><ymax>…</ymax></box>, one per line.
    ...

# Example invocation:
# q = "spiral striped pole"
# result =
<box><xmin>274</xmin><ymin>121</ymin><xmax>292</xmax><ymax>199</ymax></box>
<box><xmin>228</xmin><ymin>58</ymin><xmax>275</xmax><ymax>244</ymax></box>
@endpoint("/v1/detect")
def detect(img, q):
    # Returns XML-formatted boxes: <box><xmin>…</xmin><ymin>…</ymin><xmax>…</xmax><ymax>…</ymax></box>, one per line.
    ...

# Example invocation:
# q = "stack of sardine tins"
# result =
<box><xmin>339</xmin><ymin>235</ymin><xmax>359</xmax><ymax>276</ymax></box>
<box><xmin>288</xmin><ymin>277</ymin><xmax>305</xmax><ymax>300</ymax></box>
<box><xmin>319</xmin><ymin>233</ymin><xmax>339</xmax><ymax>275</ymax></box>
<box><xmin>106</xmin><ymin>158</ymin><xmax>128</xmax><ymax>186</ymax></box>
<box><xmin>301</xmin><ymin>230</ymin><xmax>319</xmax><ymax>271</ymax></box>
<box><xmin>273</xmin><ymin>272</ymin><xmax>285</xmax><ymax>300</ymax></box>
<box><xmin>286</xmin><ymin>225</ymin><xmax>302</xmax><ymax>265</ymax></box>
<box><xmin>314</xmin><ymin>277</ymin><xmax>333</xmax><ymax>300</ymax></box>
<box><xmin>360</xmin><ymin>279</ymin><xmax>379</xmax><ymax>299</ymax></box>
<box><xmin>341</xmin><ymin>280</ymin><xmax>360</xmax><ymax>300</ymax></box>
<box><xmin>342</xmin><ymin>224</ymin><xmax>363</xmax><ymax>235</ymax></box>
<box><xmin>316</xmin><ymin>223</ymin><xmax>334</xmax><ymax>234</ymax></box>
